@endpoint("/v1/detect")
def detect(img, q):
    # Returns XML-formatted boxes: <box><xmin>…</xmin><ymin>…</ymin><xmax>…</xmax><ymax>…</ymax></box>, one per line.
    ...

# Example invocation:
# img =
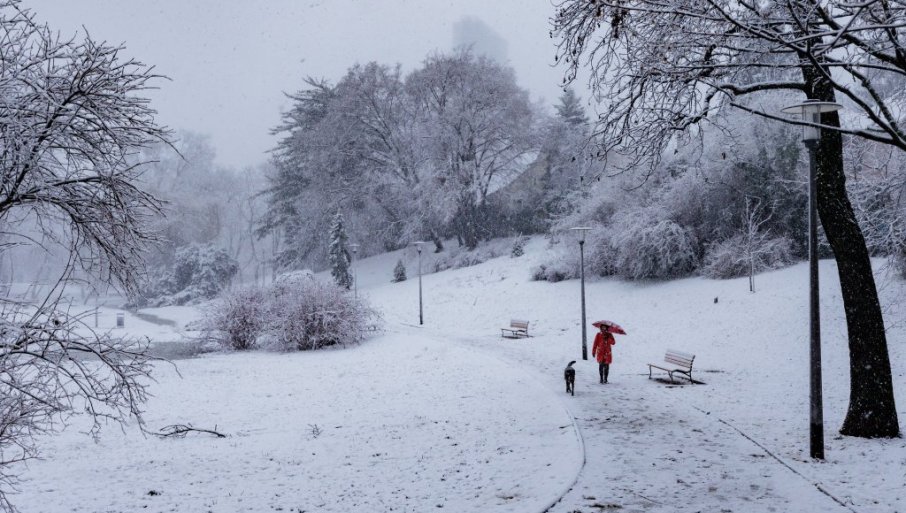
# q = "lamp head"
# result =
<box><xmin>570</xmin><ymin>226</ymin><xmax>593</xmax><ymax>244</ymax></box>
<box><xmin>782</xmin><ymin>100</ymin><xmax>843</xmax><ymax>142</ymax></box>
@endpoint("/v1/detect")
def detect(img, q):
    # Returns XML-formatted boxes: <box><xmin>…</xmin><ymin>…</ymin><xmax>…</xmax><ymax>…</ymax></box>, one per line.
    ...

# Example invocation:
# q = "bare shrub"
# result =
<box><xmin>702</xmin><ymin>235</ymin><xmax>794</xmax><ymax>280</ymax></box>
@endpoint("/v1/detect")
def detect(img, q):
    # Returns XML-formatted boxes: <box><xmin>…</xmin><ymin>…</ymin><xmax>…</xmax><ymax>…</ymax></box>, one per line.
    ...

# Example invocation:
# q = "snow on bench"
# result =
<box><xmin>500</xmin><ymin>319</ymin><xmax>530</xmax><ymax>339</ymax></box>
<box><xmin>648</xmin><ymin>349</ymin><xmax>696</xmax><ymax>384</ymax></box>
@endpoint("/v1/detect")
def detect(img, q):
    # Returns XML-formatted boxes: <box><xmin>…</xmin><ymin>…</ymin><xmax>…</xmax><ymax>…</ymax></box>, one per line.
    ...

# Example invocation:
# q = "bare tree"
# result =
<box><xmin>743</xmin><ymin>196</ymin><xmax>773</xmax><ymax>292</ymax></box>
<box><xmin>0</xmin><ymin>2</ymin><xmax>168</xmax><ymax>508</ymax></box>
<box><xmin>553</xmin><ymin>0</ymin><xmax>901</xmax><ymax>437</ymax></box>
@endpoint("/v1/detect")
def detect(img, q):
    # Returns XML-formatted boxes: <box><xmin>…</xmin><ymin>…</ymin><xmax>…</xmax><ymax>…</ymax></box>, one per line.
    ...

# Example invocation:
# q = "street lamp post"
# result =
<box><xmin>782</xmin><ymin>99</ymin><xmax>842</xmax><ymax>460</ymax></box>
<box><xmin>349</xmin><ymin>243</ymin><xmax>360</xmax><ymax>299</ymax></box>
<box><xmin>413</xmin><ymin>241</ymin><xmax>425</xmax><ymax>325</ymax></box>
<box><xmin>571</xmin><ymin>227</ymin><xmax>593</xmax><ymax>360</ymax></box>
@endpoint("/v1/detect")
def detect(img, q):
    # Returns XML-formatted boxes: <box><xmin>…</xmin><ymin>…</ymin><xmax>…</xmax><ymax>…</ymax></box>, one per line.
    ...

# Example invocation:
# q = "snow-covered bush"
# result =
<box><xmin>531</xmin><ymin>251</ymin><xmax>579</xmax><ymax>282</ymax></box>
<box><xmin>206</xmin><ymin>286</ymin><xmax>264</xmax><ymax>350</ymax></box>
<box><xmin>611</xmin><ymin>212</ymin><xmax>699</xmax><ymax>280</ymax></box>
<box><xmin>137</xmin><ymin>243</ymin><xmax>238</xmax><ymax>307</ymax></box>
<box><xmin>702</xmin><ymin>234</ymin><xmax>794</xmax><ymax>279</ymax></box>
<box><xmin>392</xmin><ymin>259</ymin><xmax>407</xmax><ymax>282</ymax></box>
<box><xmin>586</xmin><ymin>231</ymin><xmax>618</xmax><ymax>277</ymax></box>
<box><xmin>202</xmin><ymin>274</ymin><xmax>379</xmax><ymax>352</ymax></box>
<box><xmin>432</xmin><ymin>244</ymin><xmax>502</xmax><ymax>272</ymax></box>
<box><xmin>267</xmin><ymin>278</ymin><xmax>377</xmax><ymax>351</ymax></box>
<box><xmin>511</xmin><ymin>236</ymin><xmax>526</xmax><ymax>257</ymax></box>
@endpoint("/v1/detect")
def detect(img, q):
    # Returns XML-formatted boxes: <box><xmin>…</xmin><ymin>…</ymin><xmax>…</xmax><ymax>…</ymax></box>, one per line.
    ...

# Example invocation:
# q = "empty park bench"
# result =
<box><xmin>648</xmin><ymin>349</ymin><xmax>696</xmax><ymax>383</ymax></box>
<box><xmin>501</xmin><ymin>319</ymin><xmax>530</xmax><ymax>339</ymax></box>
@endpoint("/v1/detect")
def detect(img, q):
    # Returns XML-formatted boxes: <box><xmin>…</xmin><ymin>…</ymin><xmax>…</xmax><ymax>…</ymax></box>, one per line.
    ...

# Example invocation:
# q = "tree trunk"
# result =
<box><xmin>805</xmin><ymin>70</ymin><xmax>900</xmax><ymax>438</ymax></box>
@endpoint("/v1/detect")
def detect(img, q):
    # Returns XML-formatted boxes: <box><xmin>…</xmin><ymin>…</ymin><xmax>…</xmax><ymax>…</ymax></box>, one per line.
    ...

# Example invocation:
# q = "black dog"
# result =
<box><xmin>564</xmin><ymin>361</ymin><xmax>576</xmax><ymax>396</ymax></box>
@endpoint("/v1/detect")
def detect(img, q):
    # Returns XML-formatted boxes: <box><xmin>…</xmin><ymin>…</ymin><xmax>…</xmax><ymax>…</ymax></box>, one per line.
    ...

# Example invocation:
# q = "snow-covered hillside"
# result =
<box><xmin>13</xmin><ymin>236</ymin><xmax>906</xmax><ymax>512</ymax></box>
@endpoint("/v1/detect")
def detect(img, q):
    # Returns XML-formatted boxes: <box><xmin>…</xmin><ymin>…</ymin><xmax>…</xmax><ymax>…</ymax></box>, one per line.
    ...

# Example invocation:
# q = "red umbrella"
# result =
<box><xmin>592</xmin><ymin>320</ymin><xmax>626</xmax><ymax>335</ymax></box>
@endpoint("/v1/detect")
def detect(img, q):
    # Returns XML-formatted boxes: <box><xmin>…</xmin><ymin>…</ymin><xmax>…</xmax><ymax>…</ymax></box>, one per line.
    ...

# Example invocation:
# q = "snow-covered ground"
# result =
<box><xmin>13</xmin><ymin>236</ymin><xmax>906</xmax><ymax>512</ymax></box>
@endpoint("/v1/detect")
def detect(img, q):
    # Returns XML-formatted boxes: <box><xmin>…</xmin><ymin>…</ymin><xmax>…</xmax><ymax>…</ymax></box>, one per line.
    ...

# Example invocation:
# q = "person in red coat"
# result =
<box><xmin>591</xmin><ymin>326</ymin><xmax>616</xmax><ymax>384</ymax></box>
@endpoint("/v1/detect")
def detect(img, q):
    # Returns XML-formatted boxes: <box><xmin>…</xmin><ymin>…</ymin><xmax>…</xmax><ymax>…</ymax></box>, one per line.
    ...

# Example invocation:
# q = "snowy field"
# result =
<box><xmin>13</xmin><ymin>236</ymin><xmax>906</xmax><ymax>512</ymax></box>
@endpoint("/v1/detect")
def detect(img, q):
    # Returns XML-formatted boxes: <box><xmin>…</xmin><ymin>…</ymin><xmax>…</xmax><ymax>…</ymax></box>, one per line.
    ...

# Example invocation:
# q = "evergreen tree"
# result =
<box><xmin>329</xmin><ymin>212</ymin><xmax>353</xmax><ymax>289</ymax></box>
<box><xmin>555</xmin><ymin>88</ymin><xmax>588</xmax><ymax>126</ymax></box>
<box><xmin>392</xmin><ymin>259</ymin><xmax>407</xmax><ymax>282</ymax></box>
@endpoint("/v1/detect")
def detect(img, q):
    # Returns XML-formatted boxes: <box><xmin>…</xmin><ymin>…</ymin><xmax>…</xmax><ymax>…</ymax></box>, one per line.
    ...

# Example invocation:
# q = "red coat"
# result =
<box><xmin>592</xmin><ymin>332</ymin><xmax>616</xmax><ymax>364</ymax></box>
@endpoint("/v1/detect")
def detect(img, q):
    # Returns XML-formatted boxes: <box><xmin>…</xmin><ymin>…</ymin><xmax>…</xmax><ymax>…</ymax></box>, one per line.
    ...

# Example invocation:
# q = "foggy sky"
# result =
<box><xmin>20</xmin><ymin>1</ymin><xmax>566</xmax><ymax>169</ymax></box>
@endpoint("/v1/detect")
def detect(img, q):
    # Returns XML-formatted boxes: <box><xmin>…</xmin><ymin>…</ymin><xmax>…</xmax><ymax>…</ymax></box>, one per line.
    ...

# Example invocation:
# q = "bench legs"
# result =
<box><xmin>648</xmin><ymin>365</ymin><xmax>693</xmax><ymax>384</ymax></box>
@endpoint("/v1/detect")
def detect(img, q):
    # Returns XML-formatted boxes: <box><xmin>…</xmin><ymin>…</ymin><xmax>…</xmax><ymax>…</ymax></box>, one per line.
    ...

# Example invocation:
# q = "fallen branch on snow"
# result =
<box><xmin>155</xmin><ymin>424</ymin><xmax>227</xmax><ymax>438</ymax></box>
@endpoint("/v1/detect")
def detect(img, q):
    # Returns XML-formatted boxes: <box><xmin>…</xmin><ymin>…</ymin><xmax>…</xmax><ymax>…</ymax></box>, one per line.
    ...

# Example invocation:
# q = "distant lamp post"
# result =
<box><xmin>412</xmin><ymin>241</ymin><xmax>426</xmax><ymax>325</ymax></box>
<box><xmin>571</xmin><ymin>227</ymin><xmax>593</xmax><ymax>360</ymax></box>
<box><xmin>781</xmin><ymin>99</ymin><xmax>842</xmax><ymax>461</ymax></box>
<box><xmin>349</xmin><ymin>243</ymin><xmax>360</xmax><ymax>299</ymax></box>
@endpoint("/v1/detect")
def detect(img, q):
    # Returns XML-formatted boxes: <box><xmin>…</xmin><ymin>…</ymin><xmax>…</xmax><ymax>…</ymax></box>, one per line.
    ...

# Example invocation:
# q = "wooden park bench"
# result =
<box><xmin>501</xmin><ymin>319</ymin><xmax>530</xmax><ymax>339</ymax></box>
<box><xmin>648</xmin><ymin>349</ymin><xmax>696</xmax><ymax>384</ymax></box>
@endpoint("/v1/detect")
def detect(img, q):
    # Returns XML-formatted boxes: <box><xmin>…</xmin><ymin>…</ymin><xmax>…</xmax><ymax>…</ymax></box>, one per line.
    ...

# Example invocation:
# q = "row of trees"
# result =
<box><xmin>261</xmin><ymin>50</ymin><xmax>593</xmax><ymax>270</ymax></box>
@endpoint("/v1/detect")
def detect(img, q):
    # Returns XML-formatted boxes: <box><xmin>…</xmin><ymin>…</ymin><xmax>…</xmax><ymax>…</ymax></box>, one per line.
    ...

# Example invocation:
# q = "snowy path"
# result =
<box><xmin>437</xmin><ymin>331</ymin><xmax>851</xmax><ymax>513</ymax></box>
<box><xmin>14</xmin><ymin>330</ymin><xmax>580</xmax><ymax>513</ymax></box>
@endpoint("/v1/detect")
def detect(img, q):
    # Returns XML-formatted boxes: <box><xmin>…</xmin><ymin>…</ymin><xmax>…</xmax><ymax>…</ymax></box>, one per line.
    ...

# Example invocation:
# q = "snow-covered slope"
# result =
<box><xmin>13</xmin><ymin>235</ymin><xmax>906</xmax><ymax>512</ymax></box>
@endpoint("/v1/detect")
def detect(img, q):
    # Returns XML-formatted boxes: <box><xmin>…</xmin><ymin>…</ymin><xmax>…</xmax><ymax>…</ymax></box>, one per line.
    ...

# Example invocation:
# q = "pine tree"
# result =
<box><xmin>511</xmin><ymin>236</ymin><xmax>526</xmax><ymax>257</ymax></box>
<box><xmin>555</xmin><ymin>88</ymin><xmax>588</xmax><ymax>126</ymax></box>
<box><xmin>329</xmin><ymin>212</ymin><xmax>353</xmax><ymax>289</ymax></box>
<box><xmin>392</xmin><ymin>259</ymin><xmax>407</xmax><ymax>282</ymax></box>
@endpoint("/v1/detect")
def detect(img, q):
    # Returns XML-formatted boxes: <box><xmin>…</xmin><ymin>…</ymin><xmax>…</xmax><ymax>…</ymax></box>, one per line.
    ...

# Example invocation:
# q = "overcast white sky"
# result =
<box><xmin>21</xmin><ymin>1</ymin><xmax>567</xmax><ymax>169</ymax></box>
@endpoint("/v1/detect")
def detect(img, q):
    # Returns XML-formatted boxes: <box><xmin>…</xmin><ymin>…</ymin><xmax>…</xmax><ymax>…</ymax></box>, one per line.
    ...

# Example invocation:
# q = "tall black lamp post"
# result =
<box><xmin>782</xmin><ymin>99</ymin><xmax>842</xmax><ymax>460</ymax></box>
<box><xmin>412</xmin><ymin>241</ymin><xmax>425</xmax><ymax>325</ymax></box>
<box><xmin>349</xmin><ymin>243</ymin><xmax>360</xmax><ymax>299</ymax></box>
<box><xmin>571</xmin><ymin>227</ymin><xmax>592</xmax><ymax>360</ymax></box>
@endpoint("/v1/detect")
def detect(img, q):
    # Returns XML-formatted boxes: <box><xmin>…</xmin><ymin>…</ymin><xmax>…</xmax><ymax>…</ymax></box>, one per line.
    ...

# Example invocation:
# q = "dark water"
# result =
<box><xmin>148</xmin><ymin>341</ymin><xmax>218</xmax><ymax>360</ymax></box>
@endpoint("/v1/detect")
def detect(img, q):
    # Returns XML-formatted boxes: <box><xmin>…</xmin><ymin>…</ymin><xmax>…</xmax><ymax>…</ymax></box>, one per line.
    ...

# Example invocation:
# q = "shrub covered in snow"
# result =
<box><xmin>392</xmin><ymin>259</ymin><xmax>407</xmax><ymax>282</ymax></box>
<box><xmin>267</xmin><ymin>278</ymin><xmax>376</xmax><ymax>350</ymax></box>
<box><xmin>202</xmin><ymin>273</ymin><xmax>379</xmax><ymax>351</ymax></box>
<box><xmin>701</xmin><ymin>234</ymin><xmax>794</xmax><ymax>279</ymax></box>
<box><xmin>531</xmin><ymin>250</ymin><xmax>579</xmax><ymax>282</ymax></box>
<box><xmin>610</xmin><ymin>212</ymin><xmax>699</xmax><ymax>280</ymax></box>
<box><xmin>136</xmin><ymin>243</ymin><xmax>238</xmax><ymax>307</ymax></box>
<box><xmin>586</xmin><ymin>231</ymin><xmax>618</xmax><ymax>277</ymax></box>
<box><xmin>432</xmin><ymin>244</ymin><xmax>502</xmax><ymax>272</ymax></box>
<box><xmin>206</xmin><ymin>286</ymin><xmax>264</xmax><ymax>350</ymax></box>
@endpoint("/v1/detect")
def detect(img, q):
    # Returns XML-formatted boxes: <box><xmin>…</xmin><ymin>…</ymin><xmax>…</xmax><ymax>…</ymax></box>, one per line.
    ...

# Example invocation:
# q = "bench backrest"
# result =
<box><xmin>664</xmin><ymin>349</ymin><xmax>695</xmax><ymax>370</ymax></box>
<box><xmin>510</xmin><ymin>320</ymin><xmax>529</xmax><ymax>330</ymax></box>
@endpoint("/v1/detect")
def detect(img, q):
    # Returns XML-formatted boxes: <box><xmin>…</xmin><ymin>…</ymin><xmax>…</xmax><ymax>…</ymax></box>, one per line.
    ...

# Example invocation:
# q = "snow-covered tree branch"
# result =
<box><xmin>0</xmin><ymin>2</ymin><xmax>169</xmax><ymax>508</ymax></box>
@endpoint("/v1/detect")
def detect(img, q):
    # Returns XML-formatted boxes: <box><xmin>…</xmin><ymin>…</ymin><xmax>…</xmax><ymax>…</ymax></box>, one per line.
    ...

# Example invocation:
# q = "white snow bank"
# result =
<box><xmin>15</xmin><ymin>331</ymin><xmax>579</xmax><ymax>512</ymax></box>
